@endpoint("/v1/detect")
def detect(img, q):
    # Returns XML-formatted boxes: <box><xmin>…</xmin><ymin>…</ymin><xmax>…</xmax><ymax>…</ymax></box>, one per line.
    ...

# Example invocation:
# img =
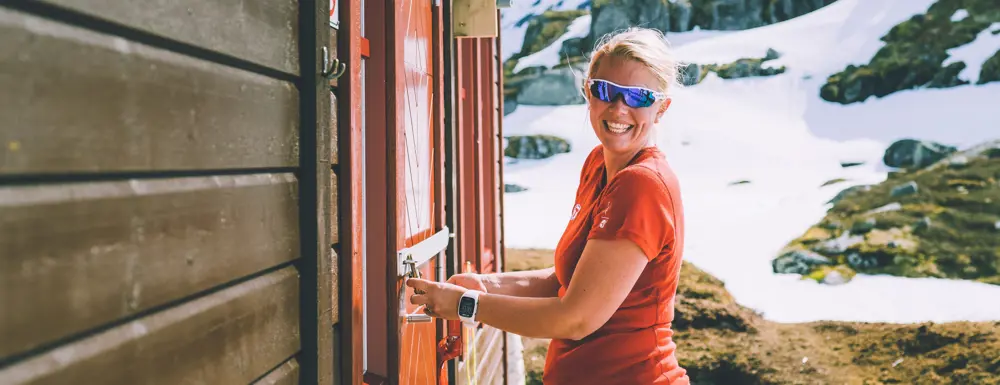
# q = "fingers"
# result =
<box><xmin>409</xmin><ymin>294</ymin><xmax>426</xmax><ymax>305</ymax></box>
<box><xmin>406</xmin><ymin>277</ymin><xmax>432</xmax><ymax>291</ymax></box>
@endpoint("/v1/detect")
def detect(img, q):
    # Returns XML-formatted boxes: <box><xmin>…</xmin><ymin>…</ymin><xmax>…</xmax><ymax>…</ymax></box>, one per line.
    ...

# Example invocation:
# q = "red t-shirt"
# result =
<box><xmin>543</xmin><ymin>145</ymin><xmax>689</xmax><ymax>385</ymax></box>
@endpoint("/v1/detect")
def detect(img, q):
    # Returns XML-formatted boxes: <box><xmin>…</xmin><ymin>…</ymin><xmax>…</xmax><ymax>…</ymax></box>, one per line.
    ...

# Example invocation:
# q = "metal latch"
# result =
<box><xmin>402</xmin><ymin>254</ymin><xmax>421</xmax><ymax>279</ymax></box>
<box><xmin>399</xmin><ymin>227</ymin><xmax>451</xmax><ymax>324</ymax></box>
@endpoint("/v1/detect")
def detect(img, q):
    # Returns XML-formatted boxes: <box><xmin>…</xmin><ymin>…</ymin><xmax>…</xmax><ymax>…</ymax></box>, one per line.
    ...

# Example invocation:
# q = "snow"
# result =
<box><xmin>951</xmin><ymin>9</ymin><xmax>969</xmax><ymax>22</ymax></box>
<box><xmin>512</xmin><ymin>15</ymin><xmax>592</xmax><ymax>73</ymax></box>
<box><xmin>501</xmin><ymin>0</ymin><xmax>1000</xmax><ymax>323</ymax></box>
<box><xmin>943</xmin><ymin>23</ymin><xmax>1000</xmax><ymax>84</ymax></box>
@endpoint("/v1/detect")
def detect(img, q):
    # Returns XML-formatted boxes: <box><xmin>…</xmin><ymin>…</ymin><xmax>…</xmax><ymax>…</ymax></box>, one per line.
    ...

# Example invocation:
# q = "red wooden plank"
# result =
<box><xmin>395</xmin><ymin>0</ymin><xmax>438</xmax><ymax>380</ymax></box>
<box><xmin>335</xmin><ymin>0</ymin><xmax>366</xmax><ymax>381</ymax></box>
<box><xmin>473</xmin><ymin>38</ymin><xmax>488</xmax><ymax>274</ymax></box>
<box><xmin>458</xmin><ymin>40</ymin><xmax>478</xmax><ymax>275</ymax></box>
<box><xmin>363</xmin><ymin>0</ymin><xmax>390</xmax><ymax>373</ymax></box>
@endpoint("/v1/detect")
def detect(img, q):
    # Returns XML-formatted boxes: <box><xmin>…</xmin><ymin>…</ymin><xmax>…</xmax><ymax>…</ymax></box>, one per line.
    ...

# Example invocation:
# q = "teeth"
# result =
<box><xmin>606</xmin><ymin>121</ymin><xmax>632</xmax><ymax>134</ymax></box>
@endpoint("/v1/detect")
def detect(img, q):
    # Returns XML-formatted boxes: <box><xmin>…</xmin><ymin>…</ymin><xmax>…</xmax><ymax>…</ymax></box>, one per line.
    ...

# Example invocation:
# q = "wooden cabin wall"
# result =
<box><xmin>0</xmin><ymin>1</ymin><xmax>335</xmax><ymax>384</ymax></box>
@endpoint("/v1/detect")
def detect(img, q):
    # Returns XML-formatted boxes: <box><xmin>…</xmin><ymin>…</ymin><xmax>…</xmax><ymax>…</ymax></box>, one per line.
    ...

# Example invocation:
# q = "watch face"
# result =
<box><xmin>458</xmin><ymin>296</ymin><xmax>476</xmax><ymax>317</ymax></box>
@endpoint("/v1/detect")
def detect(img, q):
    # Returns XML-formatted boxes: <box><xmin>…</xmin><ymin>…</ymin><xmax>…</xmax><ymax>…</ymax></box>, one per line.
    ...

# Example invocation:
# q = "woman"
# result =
<box><xmin>407</xmin><ymin>27</ymin><xmax>689</xmax><ymax>384</ymax></box>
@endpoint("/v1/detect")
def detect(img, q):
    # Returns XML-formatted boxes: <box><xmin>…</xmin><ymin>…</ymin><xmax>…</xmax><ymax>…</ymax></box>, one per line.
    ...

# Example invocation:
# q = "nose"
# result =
<box><xmin>608</xmin><ymin>96</ymin><xmax>631</xmax><ymax>113</ymax></box>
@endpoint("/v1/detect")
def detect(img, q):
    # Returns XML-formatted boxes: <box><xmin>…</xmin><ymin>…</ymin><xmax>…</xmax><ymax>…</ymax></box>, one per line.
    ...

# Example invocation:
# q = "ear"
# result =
<box><xmin>654</xmin><ymin>98</ymin><xmax>672</xmax><ymax>123</ymax></box>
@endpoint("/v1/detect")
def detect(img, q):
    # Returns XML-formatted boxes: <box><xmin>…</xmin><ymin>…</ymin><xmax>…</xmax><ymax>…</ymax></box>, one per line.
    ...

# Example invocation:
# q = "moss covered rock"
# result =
<box><xmin>684</xmin><ymin>48</ymin><xmax>787</xmax><ymax>85</ymax></box>
<box><xmin>776</xmin><ymin>139</ymin><xmax>1000</xmax><ymax>284</ymax></box>
<box><xmin>504</xmin><ymin>135</ymin><xmax>572</xmax><ymax>159</ymax></box>
<box><xmin>821</xmin><ymin>0</ymin><xmax>1000</xmax><ymax>104</ymax></box>
<box><xmin>503</xmin><ymin>10</ymin><xmax>590</xmax><ymax>100</ymax></box>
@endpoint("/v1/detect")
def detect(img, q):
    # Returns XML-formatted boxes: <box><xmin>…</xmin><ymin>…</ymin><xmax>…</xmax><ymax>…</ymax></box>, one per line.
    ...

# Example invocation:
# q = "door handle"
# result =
<box><xmin>402</xmin><ymin>256</ymin><xmax>433</xmax><ymax>324</ymax></box>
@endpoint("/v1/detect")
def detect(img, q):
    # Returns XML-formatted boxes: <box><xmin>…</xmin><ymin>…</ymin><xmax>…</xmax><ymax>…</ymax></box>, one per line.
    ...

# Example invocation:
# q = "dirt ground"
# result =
<box><xmin>505</xmin><ymin>248</ymin><xmax>1000</xmax><ymax>385</ymax></box>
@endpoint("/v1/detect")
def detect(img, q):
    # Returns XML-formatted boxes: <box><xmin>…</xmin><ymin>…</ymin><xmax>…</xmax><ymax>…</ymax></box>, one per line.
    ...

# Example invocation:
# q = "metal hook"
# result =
<box><xmin>321</xmin><ymin>46</ymin><xmax>347</xmax><ymax>80</ymax></box>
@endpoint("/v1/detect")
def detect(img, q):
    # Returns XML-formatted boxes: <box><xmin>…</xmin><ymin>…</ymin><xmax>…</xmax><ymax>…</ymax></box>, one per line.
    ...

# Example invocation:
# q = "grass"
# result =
<box><xmin>506</xmin><ymin>248</ymin><xmax>1000</xmax><ymax>384</ymax></box>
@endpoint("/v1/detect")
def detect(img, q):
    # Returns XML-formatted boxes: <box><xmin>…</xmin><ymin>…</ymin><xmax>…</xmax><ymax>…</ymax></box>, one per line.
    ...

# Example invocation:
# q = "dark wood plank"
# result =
<box><xmin>301</xmin><ymin>2</ymin><xmax>336</xmax><ymax>384</ymax></box>
<box><xmin>331</xmin><ymin>90</ymin><xmax>340</xmax><ymax>165</ymax></box>
<box><xmin>253</xmin><ymin>358</ymin><xmax>301</xmax><ymax>385</ymax></box>
<box><xmin>331</xmin><ymin>171</ymin><xmax>340</xmax><ymax>244</ymax></box>
<box><xmin>331</xmin><ymin>248</ymin><xmax>340</xmax><ymax>325</ymax></box>
<box><xmin>37</xmin><ymin>0</ymin><xmax>299</xmax><ymax>75</ymax></box>
<box><xmin>0</xmin><ymin>9</ymin><xmax>299</xmax><ymax>175</ymax></box>
<box><xmin>0</xmin><ymin>267</ymin><xmax>301</xmax><ymax>385</ymax></box>
<box><xmin>0</xmin><ymin>173</ymin><xmax>300</xmax><ymax>359</ymax></box>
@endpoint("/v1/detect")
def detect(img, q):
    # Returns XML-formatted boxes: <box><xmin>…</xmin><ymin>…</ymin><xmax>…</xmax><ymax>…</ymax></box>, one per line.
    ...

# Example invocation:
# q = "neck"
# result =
<box><xmin>603</xmin><ymin>146</ymin><xmax>646</xmax><ymax>181</ymax></box>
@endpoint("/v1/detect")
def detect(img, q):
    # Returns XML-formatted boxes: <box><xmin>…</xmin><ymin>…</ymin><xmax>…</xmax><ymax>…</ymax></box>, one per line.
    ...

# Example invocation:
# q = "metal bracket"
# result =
<box><xmin>399</xmin><ymin>226</ymin><xmax>451</xmax><ymax>324</ymax></box>
<box><xmin>396</xmin><ymin>226</ymin><xmax>451</xmax><ymax>278</ymax></box>
<box><xmin>321</xmin><ymin>46</ymin><xmax>347</xmax><ymax>80</ymax></box>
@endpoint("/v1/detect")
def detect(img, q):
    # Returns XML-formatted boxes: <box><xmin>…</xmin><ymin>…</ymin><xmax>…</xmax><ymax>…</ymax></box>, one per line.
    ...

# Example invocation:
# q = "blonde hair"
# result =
<box><xmin>585</xmin><ymin>27</ymin><xmax>684</xmax><ymax>95</ymax></box>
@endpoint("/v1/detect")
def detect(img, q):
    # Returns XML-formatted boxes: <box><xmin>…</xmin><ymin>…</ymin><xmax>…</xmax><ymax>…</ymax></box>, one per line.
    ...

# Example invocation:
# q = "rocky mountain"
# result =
<box><xmin>502</xmin><ymin>0</ymin><xmax>840</xmax><ymax>110</ymax></box>
<box><xmin>773</xmin><ymin>139</ymin><xmax>1000</xmax><ymax>286</ymax></box>
<box><xmin>508</xmin><ymin>249</ymin><xmax>1000</xmax><ymax>384</ymax></box>
<box><xmin>587</xmin><ymin>0</ymin><xmax>837</xmax><ymax>49</ymax></box>
<box><xmin>821</xmin><ymin>0</ymin><xmax>1000</xmax><ymax>104</ymax></box>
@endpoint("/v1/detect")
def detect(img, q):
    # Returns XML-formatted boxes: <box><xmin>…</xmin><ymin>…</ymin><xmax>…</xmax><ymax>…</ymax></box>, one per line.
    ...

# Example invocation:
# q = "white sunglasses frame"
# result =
<box><xmin>585</xmin><ymin>78</ymin><xmax>668</xmax><ymax>102</ymax></box>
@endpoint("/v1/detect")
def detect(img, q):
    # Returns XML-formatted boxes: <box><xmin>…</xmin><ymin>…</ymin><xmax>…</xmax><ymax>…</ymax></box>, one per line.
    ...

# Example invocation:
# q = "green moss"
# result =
<box><xmin>503</xmin><ymin>9</ymin><xmax>590</xmax><ymax>98</ymax></box>
<box><xmin>821</xmin><ymin>0</ymin><xmax>1000</xmax><ymax>104</ymax></box>
<box><xmin>978</xmin><ymin>49</ymin><xmax>1000</xmax><ymax>84</ymax></box>
<box><xmin>517</xmin><ymin>10</ymin><xmax>589</xmax><ymax>61</ymax></box>
<box><xmin>688</xmin><ymin>49</ymin><xmax>787</xmax><ymax>85</ymax></box>
<box><xmin>778</xmin><ymin>148</ymin><xmax>1000</xmax><ymax>283</ymax></box>
<box><xmin>805</xmin><ymin>265</ymin><xmax>857</xmax><ymax>283</ymax></box>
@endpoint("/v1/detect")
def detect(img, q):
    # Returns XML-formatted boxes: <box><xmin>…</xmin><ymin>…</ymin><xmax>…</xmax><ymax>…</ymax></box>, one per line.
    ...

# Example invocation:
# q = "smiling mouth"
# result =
<box><xmin>604</xmin><ymin>120</ymin><xmax>634</xmax><ymax>135</ymax></box>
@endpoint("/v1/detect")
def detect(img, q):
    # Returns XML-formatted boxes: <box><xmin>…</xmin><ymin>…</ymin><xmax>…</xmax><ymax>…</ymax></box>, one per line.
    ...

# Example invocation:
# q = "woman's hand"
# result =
<box><xmin>406</xmin><ymin>278</ymin><xmax>469</xmax><ymax>321</ymax></box>
<box><xmin>447</xmin><ymin>273</ymin><xmax>489</xmax><ymax>292</ymax></box>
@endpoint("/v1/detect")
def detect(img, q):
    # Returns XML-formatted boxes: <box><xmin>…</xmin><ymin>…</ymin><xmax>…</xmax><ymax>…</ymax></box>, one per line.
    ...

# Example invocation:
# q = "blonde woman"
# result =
<box><xmin>408</xmin><ymin>27</ymin><xmax>689</xmax><ymax>384</ymax></box>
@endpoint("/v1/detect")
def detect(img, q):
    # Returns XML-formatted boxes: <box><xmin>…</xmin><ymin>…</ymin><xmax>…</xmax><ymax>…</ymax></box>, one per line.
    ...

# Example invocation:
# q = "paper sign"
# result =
<box><xmin>330</xmin><ymin>0</ymin><xmax>340</xmax><ymax>29</ymax></box>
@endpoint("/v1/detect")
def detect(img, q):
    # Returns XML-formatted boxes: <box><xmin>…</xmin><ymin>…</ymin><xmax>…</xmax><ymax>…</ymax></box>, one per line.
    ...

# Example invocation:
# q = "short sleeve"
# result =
<box><xmin>587</xmin><ymin>167</ymin><xmax>675</xmax><ymax>261</ymax></box>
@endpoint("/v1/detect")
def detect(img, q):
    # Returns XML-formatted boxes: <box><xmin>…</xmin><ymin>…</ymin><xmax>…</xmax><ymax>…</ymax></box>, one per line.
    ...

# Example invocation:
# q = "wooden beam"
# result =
<box><xmin>0</xmin><ymin>9</ymin><xmax>299</xmax><ymax>175</ymax></box>
<box><xmin>0</xmin><ymin>174</ymin><xmax>300</xmax><ymax>360</ymax></box>
<box><xmin>0</xmin><ymin>268</ymin><xmax>301</xmax><ymax>385</ymax></box>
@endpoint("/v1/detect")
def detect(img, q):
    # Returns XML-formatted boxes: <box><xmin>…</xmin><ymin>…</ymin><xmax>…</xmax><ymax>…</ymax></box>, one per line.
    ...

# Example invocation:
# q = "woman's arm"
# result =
<box><xmin>408</xmin><ymin>238</ymin><xmax>648</xmax><ymax>340</ymax></box>
<box><xmin>451</xmin><ymin>267</ymin><xmax>560</xmax><ymax>298</ymax></box>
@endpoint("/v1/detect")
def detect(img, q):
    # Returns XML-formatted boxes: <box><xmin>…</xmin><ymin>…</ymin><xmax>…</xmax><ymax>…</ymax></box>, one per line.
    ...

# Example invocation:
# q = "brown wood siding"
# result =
<box><xmin>0</xmin><ymin>9</ymin><xmax>299</xmax><ymax>175</ymax></box>
<box><xmin>33</xmin><ymin>0</ymin><xmax>300</xmax><ymax>75</ymax></box>
<box><xmin>1</xmin><ymin>0</ymin><xmax>334</xmax><ymax>383</ymax></box>
<box><xmin>0</xmin><ymin>267</ymin><xmax>301</xmax><ymax>385</ymax></box>
<box><xmin>0</xmin><ymin>173</ymin><xmax>300</xmax><ymax>359</ymax></box>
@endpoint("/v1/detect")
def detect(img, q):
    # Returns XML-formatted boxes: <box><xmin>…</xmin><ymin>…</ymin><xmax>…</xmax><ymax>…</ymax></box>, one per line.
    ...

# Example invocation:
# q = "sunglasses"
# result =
<box><xmin>586</xmin><ymin>79</ymin><xmax>667</xmax><ymax>108</ymax></box>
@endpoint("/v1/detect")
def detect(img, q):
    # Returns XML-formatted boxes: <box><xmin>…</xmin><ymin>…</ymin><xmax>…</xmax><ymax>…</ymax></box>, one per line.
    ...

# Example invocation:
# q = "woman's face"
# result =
<box><xmin>587</xmin><ymin>56</ymin><xmax>671</xmax><ymax>156</ymax></box>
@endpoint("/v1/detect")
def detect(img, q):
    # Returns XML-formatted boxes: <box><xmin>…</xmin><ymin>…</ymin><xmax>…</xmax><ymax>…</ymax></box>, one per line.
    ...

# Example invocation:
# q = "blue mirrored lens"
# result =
<box><xmin>589</xmin><ymin>80</ymin><xmax>656</xmax><ymax>108</ymax></box>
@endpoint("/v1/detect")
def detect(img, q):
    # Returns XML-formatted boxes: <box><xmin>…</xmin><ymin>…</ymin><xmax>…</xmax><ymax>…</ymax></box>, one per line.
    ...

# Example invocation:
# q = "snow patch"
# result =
<box><xmin>951</xmin><ymin>9</ymin><xmax>969</xmax><ymax>22</ymax></box>
<box><xmin>943</xmin><ymin>23</ymin><xmax>1000</xmax><ymax>83</ymax></box>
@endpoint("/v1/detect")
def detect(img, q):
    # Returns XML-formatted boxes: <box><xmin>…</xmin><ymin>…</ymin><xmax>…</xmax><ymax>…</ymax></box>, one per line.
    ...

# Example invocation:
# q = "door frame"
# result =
<box><xmin>361</xmin><ymin>0</ymin><xmax>448</xmax><ymax>381</ymax></box>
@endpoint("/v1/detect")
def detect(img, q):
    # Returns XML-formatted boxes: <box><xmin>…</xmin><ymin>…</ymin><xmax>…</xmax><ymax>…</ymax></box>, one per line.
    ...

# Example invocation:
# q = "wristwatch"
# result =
<box><xmin>457</xmin><ymin>290</ymin><xmax>482</xmax><ymax>327</ymax></box>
